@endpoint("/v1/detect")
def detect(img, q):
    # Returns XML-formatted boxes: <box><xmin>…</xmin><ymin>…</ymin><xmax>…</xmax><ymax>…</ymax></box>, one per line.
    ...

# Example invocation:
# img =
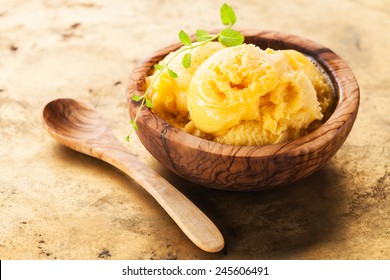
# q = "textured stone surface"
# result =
<box><xmin>0</xmin><ymin>0</ymin><xmax>389</xmax><ymax>259</ymax></box>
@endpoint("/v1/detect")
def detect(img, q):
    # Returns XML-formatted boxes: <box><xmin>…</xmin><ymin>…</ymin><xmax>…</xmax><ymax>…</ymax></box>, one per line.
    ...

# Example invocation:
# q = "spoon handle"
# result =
<box><xmin>95</xmin><ymin>143</ymin><xmax>224</xmax><ymax>253</ymax></box>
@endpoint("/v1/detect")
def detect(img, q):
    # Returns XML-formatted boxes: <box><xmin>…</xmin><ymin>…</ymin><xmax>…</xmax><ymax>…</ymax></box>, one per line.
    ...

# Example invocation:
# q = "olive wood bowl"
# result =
<box><xmin>127</xmin><ymin>30</ymin><xmax>359</xmax><ymax>191</ymax></box>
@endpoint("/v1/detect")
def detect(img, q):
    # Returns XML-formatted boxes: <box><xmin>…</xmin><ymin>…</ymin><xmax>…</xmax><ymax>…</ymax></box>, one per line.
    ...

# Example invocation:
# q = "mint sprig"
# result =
<box><xmin>218</xmin><ymin>28</ymin><xmax>244</xmax><ymax>47</ymax></box>
<box><xmin>182</xmin><ymin>52</ymin><xmax>192</xmax><ymax>69</ymax></box>
<box><xmin>220</xmin><ymin>3</ymin><xmax>237</xmax><ymax>26</ymax></box>
<box><xmin>178</xmin><ymin>30</ymin><xmax>192</xmax><ymax>46</ymax></box>
<box><xmin>126</xmin><ymin>3</ymin><xmax>244</xmax><ymax>141</ymax></box>
<box><xmin>195</xmin><ymin>30</ymin><xmax>213</xmax><ymax>42</ymax></box>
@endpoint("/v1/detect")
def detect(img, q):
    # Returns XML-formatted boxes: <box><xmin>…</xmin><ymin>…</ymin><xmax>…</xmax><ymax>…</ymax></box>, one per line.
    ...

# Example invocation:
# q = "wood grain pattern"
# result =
<box><xmin>127</xmin><ymin>30</ymin><xmax>360</xmax><ymax>191</ymax></box>
<box><xmin>42</xmin><ymin>98</ymin><xmax>224</xmax><ymax>253</ymax></box>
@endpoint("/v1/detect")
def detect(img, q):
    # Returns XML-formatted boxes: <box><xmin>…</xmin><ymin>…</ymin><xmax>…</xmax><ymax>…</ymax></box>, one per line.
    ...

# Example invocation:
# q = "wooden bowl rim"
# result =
<box><xmin>127</xmin><ymin>30</ymin><xmax>359</xmax><ymax>158</ymax></box>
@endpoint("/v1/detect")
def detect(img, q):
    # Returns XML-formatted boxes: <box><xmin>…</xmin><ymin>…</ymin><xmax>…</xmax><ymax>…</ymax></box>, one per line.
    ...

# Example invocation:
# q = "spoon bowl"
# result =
<box><xmin>43</xmin><ymin>99</ymin><xmax>108</xmax><ymax>141</ymax></box>
<box><xmin>43</xmin><ymin>98</ymin><xmax>224</xmax><ymax>253</ymax></box>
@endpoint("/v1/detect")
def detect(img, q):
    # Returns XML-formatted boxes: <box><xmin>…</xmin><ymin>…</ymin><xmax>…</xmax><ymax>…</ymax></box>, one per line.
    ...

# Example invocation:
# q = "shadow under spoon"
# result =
<box><xmin>42</xmin><ymin>98</ymin><xmax>224</xmax><ymax>253</ymax></box>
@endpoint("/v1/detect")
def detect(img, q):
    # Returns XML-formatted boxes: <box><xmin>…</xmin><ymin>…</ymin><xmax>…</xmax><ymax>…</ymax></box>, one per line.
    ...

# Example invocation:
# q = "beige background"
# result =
<box><xmin>0</xmin><ymin>0</ymin><xmax>389</xmax><ymax>259</ymax></box>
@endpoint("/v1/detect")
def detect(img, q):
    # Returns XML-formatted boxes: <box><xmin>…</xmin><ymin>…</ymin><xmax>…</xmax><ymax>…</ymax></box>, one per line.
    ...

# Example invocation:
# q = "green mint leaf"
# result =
<box><xmin>167</xmin><ymin>68</ymin><xmax>178</xmax><ymax>78</ymax></box>
<box><xmin>131</xmin><ymin>94</ymin><xmax>142</xmax><ymax>102</ymax></box>
<box><xmin>218</xmin><ymin>28</ymin><xmax>244</xmax><ymax>47</ymax></box>
<box><xmin>145</xmin><ymin>98</ymin><xmax>153</xmax><ymax>108</ymax></box>
<box><xmin>124</xmin><ymin>135</ymin><xmax>130</xmax><ymax>142</ymax></box>
<box><xmin>182</xmin><ymin>52</ymin><xmax>192</xmax><ymax>69</ymax></box>
<box><xmin>220</xmin><ymin>3</ymin><xmax>236</xmax><ymax>26</ymax></box>
<box><xmin>178</xmin><ymin>30</ymin><xmax>192</xmax><ymax>46</ymax></box>
<box><xmin>154</xmin><ymin>63</ymin><xmax>163</xmax><ymax>70</ymax></box>
<box><xmin>129</xmin><ymin>120</ymin><xmax>138</xmax><ymax>131</ymax></box>
<box><xmin>195</xmin><ymin>29</ymin><xmax>213</xmax><ymax>42</ymax></box>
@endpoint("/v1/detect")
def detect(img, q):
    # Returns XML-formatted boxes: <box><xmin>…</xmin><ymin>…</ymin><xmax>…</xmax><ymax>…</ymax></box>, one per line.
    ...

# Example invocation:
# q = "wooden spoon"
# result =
<box><xmin>42</xmin><ymin>98</ymin><xmax>224</xmax><ymax>253</ymax></box>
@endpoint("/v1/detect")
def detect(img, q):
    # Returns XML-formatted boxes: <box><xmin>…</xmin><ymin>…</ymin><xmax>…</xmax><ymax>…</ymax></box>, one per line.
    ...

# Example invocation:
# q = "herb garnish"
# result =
<box><xmin>126</xmin><ymin>3</ymin><xmax>244</xmax><ymax>141</ymax></box>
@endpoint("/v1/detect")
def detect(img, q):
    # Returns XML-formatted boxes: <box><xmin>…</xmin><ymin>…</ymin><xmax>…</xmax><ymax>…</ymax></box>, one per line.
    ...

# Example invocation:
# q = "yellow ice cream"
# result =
<box><xmin>146</xmin><ymin>42</ymin><xmax>225</xmax><ymax>127</ymax></box>
<box><xmin>147</xmin><ymin>43</ymin><xmax>334</xmax><ymax>146</ymax></box>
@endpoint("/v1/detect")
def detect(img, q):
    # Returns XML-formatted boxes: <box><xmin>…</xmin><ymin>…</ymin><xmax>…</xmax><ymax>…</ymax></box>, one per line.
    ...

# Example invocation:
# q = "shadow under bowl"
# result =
<box><xmin>127</xmin><ymin>30</ymin><xmax>359</xmax><ymax>191</ymax></box>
